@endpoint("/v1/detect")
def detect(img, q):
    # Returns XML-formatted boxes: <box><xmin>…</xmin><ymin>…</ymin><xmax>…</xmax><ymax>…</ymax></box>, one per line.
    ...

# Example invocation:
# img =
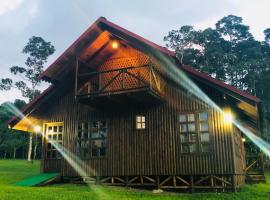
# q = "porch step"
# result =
<box><xmin>246</xmin><ymin>174</ymin><xmax>266</xmax><ymax>184</ymax></box>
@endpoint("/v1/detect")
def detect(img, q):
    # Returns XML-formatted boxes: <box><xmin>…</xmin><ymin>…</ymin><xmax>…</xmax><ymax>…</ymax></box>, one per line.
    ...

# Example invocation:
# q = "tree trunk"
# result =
<box><xmin>13</xmin><ymin>148</ymin><xmax>16</xmax><ymax>159</ymax></box>
<box><xmin>27</xmin><ymin>133</ymin><xmax>33</xmax><ymax>162</ymax></box>
<box><xmin>33</xmin><ymin>135</ymin><xmax>38</xmax><ymax>161</ymax></box>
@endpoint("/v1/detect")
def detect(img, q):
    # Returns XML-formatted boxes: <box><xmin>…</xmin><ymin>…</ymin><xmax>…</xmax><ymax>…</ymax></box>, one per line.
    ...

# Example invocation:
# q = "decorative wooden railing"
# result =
<box><xmin>76</xmin><ymin>65</ymin><xmax>165</xmax><ymax>98</ymax></box>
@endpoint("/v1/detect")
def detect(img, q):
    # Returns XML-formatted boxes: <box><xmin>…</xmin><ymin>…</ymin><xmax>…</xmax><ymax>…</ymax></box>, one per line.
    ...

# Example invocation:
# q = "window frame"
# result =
<box><xmin>76</xmin><ymin>120</ymin><xmax>108</xmax><ymax>159</ymax></box>
<box><xmin>136</xmin><ymin>115</ymin><xmax>146</xmax><ymax>130</ymax></box>
<box><xmin>179</xmin><ymin>111</ymin><xmax>211</xmax><ymax>154</ymax></box>
<box><xmin>45</xmin><ymin>122</ymin><xmax>64</xmax><ymax>159</ymax></box>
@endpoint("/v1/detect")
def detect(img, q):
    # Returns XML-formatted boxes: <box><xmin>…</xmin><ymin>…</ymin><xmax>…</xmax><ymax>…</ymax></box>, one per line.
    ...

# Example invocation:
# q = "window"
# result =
<box><xmin>136</xmin><ymin>115</ymin><xmax>146</xmax><ymax>130</ymax></box>
<box><xmin>77</xmin><ymin>121</ymin><xmax>107</xmax><ymax>158</ymax></box>
<box><xmin>46</xmin><ymin>123</ymin><xmax>63</xmax><ymax>159</ymax></box>
<box><xmin>179</xmin><ymin>112</ymin><xmax>210</xmax><ymax>153</ymax></box>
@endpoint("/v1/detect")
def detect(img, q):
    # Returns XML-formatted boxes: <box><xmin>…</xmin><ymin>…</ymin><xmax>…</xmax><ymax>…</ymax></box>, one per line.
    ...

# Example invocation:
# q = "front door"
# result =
<box><xmin>43</xmin><ymin>122</ymin><xmax>63</xmax><ymax>173</ymax></box>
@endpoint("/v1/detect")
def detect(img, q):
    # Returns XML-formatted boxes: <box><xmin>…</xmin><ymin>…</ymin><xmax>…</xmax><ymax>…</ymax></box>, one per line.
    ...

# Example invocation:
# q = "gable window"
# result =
<box><xmin>179</xmin><ymin>112</ymin><xmax>210</xmax><ymax>153</ymax></box>
<box><xmin>136</xmin><ymin>115</ymin><xmax>146</xmax><ymax>130</ymax></box>
<box><xmin>77</xmin><ymin>121</ymin><xmax>107</xmax><ymax>158</ymax></box>
<box><xmin>46</xmin><ymin>122</ymin><xmax>63</xmax><ymax>159</ymax></box>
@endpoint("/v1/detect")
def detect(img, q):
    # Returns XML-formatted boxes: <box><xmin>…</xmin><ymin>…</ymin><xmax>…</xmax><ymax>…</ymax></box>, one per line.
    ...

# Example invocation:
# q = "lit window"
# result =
<box><xmin>46</xmin><ymin>123</ymin><xmax>64</xmax><ymax>159</ymax></box>
<box><xmin>136</xmin><ymin>115</ymin><xmax>146</xmax><ymax>130</ymax></box>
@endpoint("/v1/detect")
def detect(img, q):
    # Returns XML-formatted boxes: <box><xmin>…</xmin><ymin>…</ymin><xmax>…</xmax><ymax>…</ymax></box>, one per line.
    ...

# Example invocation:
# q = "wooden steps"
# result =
<box><xmin>245</xmin><ymin>174</ymin><xmax>266</xmax><ymax>184</ymax></box>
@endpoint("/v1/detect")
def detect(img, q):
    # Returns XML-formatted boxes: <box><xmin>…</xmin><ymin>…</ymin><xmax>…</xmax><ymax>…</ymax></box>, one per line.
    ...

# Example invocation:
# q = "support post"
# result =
<box><xmin>189</xmin><ymin>175</ymin><xmax>194</xmax><ymax>193</ymax></box>
<box><xmin>96</xmin><ymin>176</ymin><xmax>100</xmax><ymax>185</ymax></box>
<box><xmin>156</xmin><ymin>176</ymin><xmax>160</xmax><ymax>189</ymax></box>
<box><xmin>125</xmin><ymin>176</ymin><xmax>129</xmax><ymax>187</ymax></box>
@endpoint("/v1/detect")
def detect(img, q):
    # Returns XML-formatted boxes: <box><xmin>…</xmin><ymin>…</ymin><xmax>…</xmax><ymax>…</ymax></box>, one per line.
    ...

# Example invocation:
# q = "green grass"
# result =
<box><xmin>0</xmin><ymin>160</ymin><xmax>269</xmax><ymax>200</ymax></box>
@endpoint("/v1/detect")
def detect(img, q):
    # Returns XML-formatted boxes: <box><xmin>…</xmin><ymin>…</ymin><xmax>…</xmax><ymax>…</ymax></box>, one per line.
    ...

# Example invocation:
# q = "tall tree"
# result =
<box><xmin>164</xmin><ymin>25</ymin><xmax>198</xmax><ymax>65</ymax></box>
<box><xmin>0</xmin><ymin>36</ymin><xmax>55</xmax><ymax>161</ymax></box>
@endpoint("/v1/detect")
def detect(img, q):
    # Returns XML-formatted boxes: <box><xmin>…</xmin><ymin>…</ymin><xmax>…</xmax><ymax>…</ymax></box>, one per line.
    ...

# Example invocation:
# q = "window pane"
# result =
<box><xmin>58</xmin><ymin>133</ymin><xmax>63</xmax><ymax>141</ymax></box>
<box><xmin>200</xmin><ymin>123</ymin><xmax>209</xmax><ymax>131</ymax></box>
<box><xmin>92</xmin><ymin>148</ymin><xmax>98</xmax><ymax>157</ymax></box>
<box><xmin>188</xmin><ymin>123</ymin><xmax>196</xmax><ymax>132</ymax></box>
<box><xmin>92</xmin><ymin>131</ymin><xmax>99</xmax><ymax>139</ymax></box>
<box><xmin>136</xmin><ymin>123</ymin><xmax>142</xmax><ymax>129</ymax></box>
<box><xmin>141</xmin><ymin>116</ymin><xmax>145</xmax><ymax>123</ymax></box>
<box><xmin>180</xmin><ymin>134</ymin><xmax>189</xmax><ymax>143</ymax></box>
<box><xmin>48</xmin><ymin>126</ymin><xmax>52</xmax><ymax>133</ymax></box>
<box><xmin>201</xmin><ymin>143</ymin><xmax>210</xmax><ymax>152</ymax></box>
<box><xmin>83</xmin><ymin>130</ymin><xmax>88</xmax><ymax>139</ymax></box>
<box><xmin>189</xmin><ymin>144</ymin><xmax>196</xmax><ymax>153</ymax></box>
<box><xmin>201</xmin><ymin>133</ymin><xmax>210</xmax><ymax>142</ymax></box>
<box><xmin>187</xmin><ymin>114</ymin><xmax>195</xmax><ymax>122</ymax></box>
<box><xmin>78</xmin><ymin>131</ymin><xmax>82</xmax><ymax>138</ymax></box>
<box><xmin>101</xmin><ymin>128</ymin><xmax>107</xmax><ymax>138</ymax></box>
<box><xmin>199</xmin><ymin>112</ymin><xmax>208</xmax><ymax>121</ymax></box>
<box><xmin>179</xmin><ymin>114</ymin><xmax>186</xmax><ymax>122</ymax></box>
<box><xmin>136</xmin><ymin>116</ymin><xmax>141</xmax><ymax>123</ymax></box>
<box><xmin>53</xmin><ymin>126</ymin><xmax>57</xmax><ymax>133</ymax></box>
<box><xmin>182</xmin><ymin>144</ymin><xmax>189</xmax><ymax>153</ymax></box>
<box><xmin>92</xmin><ymin>140</ymin><xmax>102</xmax><ymax>148</ymax></box>
<box><xmin>48</xmin><ymin>135</ymin><xmax>52</xmax><ymax>140</ymax></box>
<box><xmin>100</xmin><ymin>121</ymin><xmax>106</xmax><ymax>128</ymax></box>
<box><xmin>59</xmin><ymin>126</ymin><xmax>63</xmax><ymax>132</ymax></box>
<box><xmin>141</xmin><ymin>123</ymin><xmax>146</xmax><ymax>129</ymax></box>
<box><xmin>100</xmin><ymin>148</ymin><xmax>106</xmax><ymax>156</ymax></box>
<box><xmin>180</xmin><ymin>124</ymin><xmax>187</xmax><ymax>132</ymax></box>
<box><xmin>190</xmin><ymin>133</ymin><xmax>197</xmax><ymax>142</ymax></box>
<box><xmin>53</xmin><ymin>134</ymin><xmax>57</xmax><ymax>141</ymax></box>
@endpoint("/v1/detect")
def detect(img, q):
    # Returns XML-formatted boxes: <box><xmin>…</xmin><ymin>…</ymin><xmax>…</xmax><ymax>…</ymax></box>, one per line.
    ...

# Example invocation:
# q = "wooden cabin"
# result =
<box><xmin>8</xmin><ymin>17</ymin><xmax>264</xmax><ymax>191</ymax></box>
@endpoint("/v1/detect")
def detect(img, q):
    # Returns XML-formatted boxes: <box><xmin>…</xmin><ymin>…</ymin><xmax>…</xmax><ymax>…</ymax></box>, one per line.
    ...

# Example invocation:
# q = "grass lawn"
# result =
<box><xmin>0</xmin><ymin>160</ymin><xmax>269</xmax><ymax>200</ymax></box>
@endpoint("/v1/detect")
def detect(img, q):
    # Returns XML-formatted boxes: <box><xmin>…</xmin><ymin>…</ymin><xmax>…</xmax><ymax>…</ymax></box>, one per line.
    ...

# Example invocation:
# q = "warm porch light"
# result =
<box><xmin>223</xmin><ymin>111</ymin><xmax>233</xmax><ymax>123</ymax></box>
<box><xmin>111</xmin><ymin>41</ymin><xmax>119</xmax><ymax>49</ymax></box>
<box><xmin>34</xmin><ymin>125</ymin><xmax>41</xmax><ymax>132</ymax></box>
<box><xmin>242</xmin><ymin>138</ymin><xmax>246</xmax><ymax>142</ymax></box>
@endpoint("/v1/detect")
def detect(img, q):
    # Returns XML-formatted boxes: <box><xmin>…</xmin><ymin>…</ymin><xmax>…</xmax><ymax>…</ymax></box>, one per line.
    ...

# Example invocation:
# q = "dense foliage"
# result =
<box><xmin>164</xmin><ymin>15</ymin><xmax>270</xmax><ymax>143</ymax></box>
<box><xmin>0</xmin><ymin>100</ymin><xmax>28</xmax><ymax>158</ymax></box>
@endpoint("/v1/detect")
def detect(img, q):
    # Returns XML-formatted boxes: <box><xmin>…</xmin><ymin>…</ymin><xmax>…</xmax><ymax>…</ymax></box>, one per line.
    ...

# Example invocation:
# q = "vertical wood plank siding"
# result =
<box><xmin>40</xmin><ymin>81</ymin><xmax>236</xmax><ymax>177</ymax></box>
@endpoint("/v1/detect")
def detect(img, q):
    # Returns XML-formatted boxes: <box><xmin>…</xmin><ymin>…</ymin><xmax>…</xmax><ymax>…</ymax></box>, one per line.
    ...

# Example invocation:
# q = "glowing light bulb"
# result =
<box><xmin>242</xmin><ymin>138</ymin><xmax>246</xmax><ymax>142</ymax></box>
<box><xmin>34</xmin><ymin>125</ymin><xmax>41</xmax><ymax>132</ymax></box>
<box><xmin>111</xmin><ymin>41</ymin><xmax>119</xmax><ymax>49</ymax></box>
<box><xmin>223</xmin><ymin>112</ymin><xmax>233</xmax><ymax>123</ymax></box>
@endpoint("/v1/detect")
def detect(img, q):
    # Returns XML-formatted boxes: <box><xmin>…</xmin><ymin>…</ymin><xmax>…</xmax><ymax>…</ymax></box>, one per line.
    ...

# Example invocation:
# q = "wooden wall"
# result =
<box><xmin>39</xmin><ymin>80</ymin><xmax>238</xmax><ymax>178</ymax></box>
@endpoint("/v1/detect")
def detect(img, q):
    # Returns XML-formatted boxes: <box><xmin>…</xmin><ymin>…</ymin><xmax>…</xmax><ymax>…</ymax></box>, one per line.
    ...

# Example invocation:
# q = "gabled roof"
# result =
<box><xmin>8</xmin><ymin>17</ymin><xmax>261</xmax><ymax>127</ymax></box>
<box><xmin>39</xmin><ymin>17</ymin><xmax>175</xmax><ymax>82</ymax></box>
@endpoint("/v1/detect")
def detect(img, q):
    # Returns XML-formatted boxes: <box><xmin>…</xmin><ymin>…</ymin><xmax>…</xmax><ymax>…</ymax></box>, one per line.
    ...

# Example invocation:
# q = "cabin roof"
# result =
<box><xmin>8</xmin><ymin>17</ymin><xmax>261</xmax><ymax>127</ymax></box>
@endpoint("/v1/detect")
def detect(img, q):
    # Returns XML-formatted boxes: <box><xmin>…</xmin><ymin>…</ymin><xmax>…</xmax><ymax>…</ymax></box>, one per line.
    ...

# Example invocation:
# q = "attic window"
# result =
<box><xmin>136</xmin><ymin>115</ymin><xmax>146</xmax><ymax>130</ymax></box>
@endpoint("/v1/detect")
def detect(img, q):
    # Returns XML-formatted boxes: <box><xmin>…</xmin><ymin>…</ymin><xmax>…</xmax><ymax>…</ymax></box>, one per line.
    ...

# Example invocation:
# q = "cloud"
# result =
<box><xmin>0</xmin><ymin>0</ymin><xmax>24</xmax><ymax>16</ymax></box>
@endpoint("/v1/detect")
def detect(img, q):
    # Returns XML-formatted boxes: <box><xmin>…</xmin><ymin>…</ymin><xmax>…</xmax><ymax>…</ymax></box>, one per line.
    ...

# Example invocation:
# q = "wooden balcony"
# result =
<box><xmin>75</xmin><ymin>65</ymin><xmax>165</xmax><ymax>107</ymax></box>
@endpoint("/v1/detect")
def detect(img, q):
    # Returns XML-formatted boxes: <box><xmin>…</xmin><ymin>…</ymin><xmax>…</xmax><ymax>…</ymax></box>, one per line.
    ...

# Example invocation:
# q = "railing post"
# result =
<box><xmin>121</xmin><ymin>69</ymin><xmax>125</xmax><ymax>89</ymax></box>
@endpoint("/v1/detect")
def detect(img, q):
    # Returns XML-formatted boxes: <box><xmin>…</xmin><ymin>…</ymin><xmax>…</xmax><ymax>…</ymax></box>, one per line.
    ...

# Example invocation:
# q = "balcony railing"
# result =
<box><xmin>75</xmin><ymin>65</ymin><xmax>165</xmax><ymax>99</ymax></box>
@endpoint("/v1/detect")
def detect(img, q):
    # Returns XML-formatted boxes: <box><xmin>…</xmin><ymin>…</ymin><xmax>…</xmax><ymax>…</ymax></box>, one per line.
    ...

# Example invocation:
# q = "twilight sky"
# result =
<box><xmin>0</xmin><ymin>0</ymin><xmax>269</xmax><ymax>104</ymax></box>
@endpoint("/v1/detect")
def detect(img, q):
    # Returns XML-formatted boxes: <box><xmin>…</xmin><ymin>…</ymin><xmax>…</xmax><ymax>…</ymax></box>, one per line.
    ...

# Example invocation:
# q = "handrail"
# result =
<box><xmin>78</xmin><ymin>64</ymin><xmax>149</xmax><ymax>77</ymax></box>
<box><xmin>76</xmin><ymin>64</ymin><xmax>165</xmax><ymax>97</ymax></box>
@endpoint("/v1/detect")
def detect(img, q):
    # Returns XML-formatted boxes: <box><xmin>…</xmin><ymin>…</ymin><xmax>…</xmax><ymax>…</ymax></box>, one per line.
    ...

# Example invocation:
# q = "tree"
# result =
<box><xmin>0</xmin><ymin>36</ymin><xmax>55</xmax><ymax>161</ymax></box>
<box><xmin>0</xmin><ymin>101</ymin><xmax>28</xmax><ymax>159</ymax></box>
<box><xmin>164</xmin><ymin>25</ymin><xmax>198</xmax><ymax>65</ymax></box>
<box><xmin>264</xmin><ymin>28</ymin><xmax>270</xmax><ymax>43</ymax></box>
